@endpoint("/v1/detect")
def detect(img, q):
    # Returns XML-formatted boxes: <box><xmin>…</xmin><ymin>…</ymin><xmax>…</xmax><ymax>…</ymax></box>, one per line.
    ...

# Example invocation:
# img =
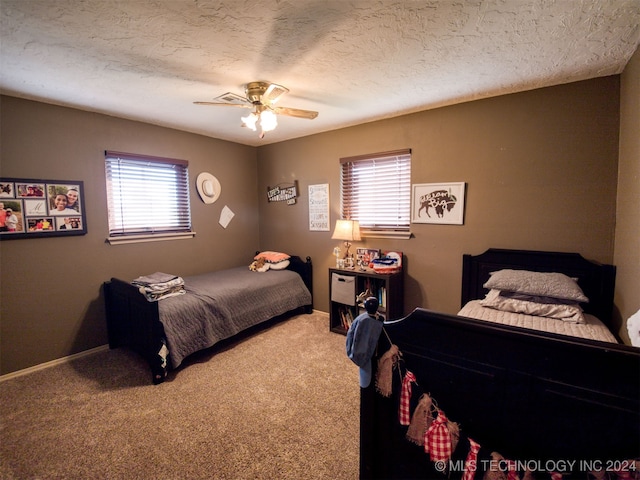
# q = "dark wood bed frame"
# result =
<box><xmin>103</xmin><ymin>255</ymin><xmax>313</xmax><ymax>384</ymax></box>
<box><xmin>360</xmin><ymin>249</ymin><xmax>639</xmax><ymax>479</ymax></box>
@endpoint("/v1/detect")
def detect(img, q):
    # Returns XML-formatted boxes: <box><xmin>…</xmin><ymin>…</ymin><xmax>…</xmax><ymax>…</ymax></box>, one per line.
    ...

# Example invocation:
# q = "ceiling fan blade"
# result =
<box><xmin>273</xmin><ymin>106</ymin><xmax>318</xmax><ymax>119</ymax></box>
<box><xmin>193</xmin><ymin>101</ymin><xmax>253</xmax><ymax>108</ymax></box>
<box><xmin>262</xmin><ymin>83</ymin><xmax>289</xmax><ymax>105</ymax></box>
<box><xmin>215</xmin><ymin>92</ymin><xmax>251</xmax><ymax>104</ymax></box>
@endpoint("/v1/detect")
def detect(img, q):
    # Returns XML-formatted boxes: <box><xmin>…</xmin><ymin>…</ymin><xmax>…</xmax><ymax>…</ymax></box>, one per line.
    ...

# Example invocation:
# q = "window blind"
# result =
<box><xmin>340</xmin><ymin>149</ymin><xmax>411</xmax><ymax>235</ymax></box>
<box><xmin>105</xmin><ymin>151</ymin><xmax>192</xmax><ymax>237</ymax></box>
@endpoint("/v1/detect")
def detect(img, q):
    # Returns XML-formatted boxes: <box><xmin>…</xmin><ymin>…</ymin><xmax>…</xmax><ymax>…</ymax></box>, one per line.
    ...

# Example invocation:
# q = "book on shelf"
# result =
<box><xmin>339</xmin><ymin>306</ymin><xmax>354</xmax><ymax>330</ymax></box>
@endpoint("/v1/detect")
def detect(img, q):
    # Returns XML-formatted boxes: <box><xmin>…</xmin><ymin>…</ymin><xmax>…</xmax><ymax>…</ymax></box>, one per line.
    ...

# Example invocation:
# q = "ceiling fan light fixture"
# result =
<box><xmin>241</xmin><ymin>112</ymin><xmax>259</xmax><ymax>131</ymax></box>
<box><xmin>196</xmin><ymin>81</ymin><xmax>317</xmax><ymax>138</ymax></box>
<box><xmin>259</xmin><ymin>109</ymin><xmax>278</xmax><ymax>132</ymax></box>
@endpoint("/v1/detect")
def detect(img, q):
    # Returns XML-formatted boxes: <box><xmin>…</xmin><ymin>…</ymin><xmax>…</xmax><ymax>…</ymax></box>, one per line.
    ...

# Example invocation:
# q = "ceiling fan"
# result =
<box><xmin>194</xmin><ymin>81</ymin><xmax>318</xmax><ymax>138</ymax></box>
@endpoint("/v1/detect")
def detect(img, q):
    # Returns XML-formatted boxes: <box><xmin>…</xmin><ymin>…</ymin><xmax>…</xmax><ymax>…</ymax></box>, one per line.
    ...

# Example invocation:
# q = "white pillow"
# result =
<box><xmin>268</xmin><ymin>260</ymin><xmax>290</xmax><ymax>270</ymax></box>
<box><xmin>481</xmin><ymin>289</ymin><xmax>586</xmax><ymax>324</ymax></box>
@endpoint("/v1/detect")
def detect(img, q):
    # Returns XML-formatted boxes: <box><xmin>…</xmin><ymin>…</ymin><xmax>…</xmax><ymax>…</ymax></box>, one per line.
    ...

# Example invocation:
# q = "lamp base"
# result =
<box><xmin>342</xmin><ymin>241</ymin><xmax>352</xmax><ymax>259</ymax></box>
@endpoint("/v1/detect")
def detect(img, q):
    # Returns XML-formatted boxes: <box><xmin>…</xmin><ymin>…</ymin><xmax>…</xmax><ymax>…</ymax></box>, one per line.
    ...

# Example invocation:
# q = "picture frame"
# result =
<box><xmin>411</xmin><ymin>182</ymin><xmax>466</xmax><ymax>225</ymax></box>
<box><xmin>0</xmin><ymin>177</ymin><xmax>87</xmax><ymax>240</ymax></box>
<box><xmin>356</xmin><ymin>248</ymin><xmax>380</xmax><ymax>268</ymax></box>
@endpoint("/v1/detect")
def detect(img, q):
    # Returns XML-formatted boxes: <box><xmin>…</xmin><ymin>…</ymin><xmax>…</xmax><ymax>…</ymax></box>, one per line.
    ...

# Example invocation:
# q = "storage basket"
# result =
<box><xmin>331</xmin><ymin>273</ymin><xmax>356</xmax><ymax>306</ymax></box>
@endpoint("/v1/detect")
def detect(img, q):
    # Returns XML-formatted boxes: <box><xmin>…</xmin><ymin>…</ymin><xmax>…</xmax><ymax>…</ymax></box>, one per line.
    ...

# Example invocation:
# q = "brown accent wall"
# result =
<box><xmin>258</xmin><ymin>77</ymin><xmax>620</xmax><ymax>324</ymax></box>
<box><xmin>615</xmin><ymin>45</ymin><xmax>640</xmax><ymax>343</ymax></box>
<box><xmin>0</xmin><ymin>96</ymin><xmax>258</xmax><ymax>374</ymax></box>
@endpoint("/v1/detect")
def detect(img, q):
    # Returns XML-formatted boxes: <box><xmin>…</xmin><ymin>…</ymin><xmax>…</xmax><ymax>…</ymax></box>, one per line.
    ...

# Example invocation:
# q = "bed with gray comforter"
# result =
<box><xmin>104</xmin><ymin>255</ymin><xmax>313</xmax><ymax>384</ymax></box>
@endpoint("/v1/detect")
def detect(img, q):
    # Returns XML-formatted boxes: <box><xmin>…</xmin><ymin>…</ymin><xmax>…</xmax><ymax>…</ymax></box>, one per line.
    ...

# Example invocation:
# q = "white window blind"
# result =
<box><xmin>105</xmin><ymin>151</ymin><xmax>192</xmax><ymax>238</ymax></box>
<box><xmin>340</xmin><ymin>149</ymin><xmax>411</xmax><ymax>237</ymax></box>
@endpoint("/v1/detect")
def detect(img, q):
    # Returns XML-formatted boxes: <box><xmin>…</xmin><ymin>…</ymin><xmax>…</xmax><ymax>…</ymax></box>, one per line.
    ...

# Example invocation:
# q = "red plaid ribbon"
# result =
<box><xmin>462</xmin><ymin>438</ymin><xmax>481</xmax><ymax>480</ymax></box>
<box><xmin>424</xmin><ymin>409</ymin><xmax>452</xmax><ymax>462</ymax></box>
<box><xmin>399</xmin><ymin>370</ymin><xmax>417</xmax><ymax>425</ymax></box>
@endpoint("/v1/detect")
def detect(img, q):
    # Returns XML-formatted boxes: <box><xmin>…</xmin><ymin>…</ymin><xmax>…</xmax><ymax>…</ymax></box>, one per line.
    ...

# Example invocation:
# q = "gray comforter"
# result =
<box><xmin>158</xmin><ymin>266</ymin><xmax>312</xmax><ymax>368</ymax></box>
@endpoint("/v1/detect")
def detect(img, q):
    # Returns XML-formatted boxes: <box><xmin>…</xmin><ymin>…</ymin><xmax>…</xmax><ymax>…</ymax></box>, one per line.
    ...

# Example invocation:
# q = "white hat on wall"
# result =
<box><xmin>196</xmin><ymin>172</ymin><xmax>221</xmax><ymax>204</ymax></box>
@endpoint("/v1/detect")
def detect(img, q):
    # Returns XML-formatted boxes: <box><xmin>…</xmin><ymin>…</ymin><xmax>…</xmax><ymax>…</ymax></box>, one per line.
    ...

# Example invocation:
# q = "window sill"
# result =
<box><xmin>362</xmin><ymin>231</ymin><xmax>412</xmax><ymax>240</ymax></box>
<box><xmin>106</xmin><ymin>231</ymin><xmax>196</xmax><ymax>245</ymax></box>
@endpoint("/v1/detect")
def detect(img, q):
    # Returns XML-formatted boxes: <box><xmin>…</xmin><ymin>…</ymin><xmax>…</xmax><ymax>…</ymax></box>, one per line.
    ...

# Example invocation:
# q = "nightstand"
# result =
<box><xmin>328</xmin><ymin>268</ymin><xmax>403</xmax><ymax>334</ymax></box>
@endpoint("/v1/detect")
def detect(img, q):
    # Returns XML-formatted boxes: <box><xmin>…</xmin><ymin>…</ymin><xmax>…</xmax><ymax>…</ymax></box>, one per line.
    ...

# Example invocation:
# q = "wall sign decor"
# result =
<box><xmin>308</xmin><ymin>183</ymin><xmax>330</xmax><ymax>231</ymax></box>
<box><xmin>267</xmin><ymin>181</ymin><xmax>298</xmax><ymax>205</ymax></box>
<box><xmin>411</xmin><ymin>182</ymin><xmax>466</xmax><ymax>225</ymax></box>
<box><xmin>0</xmin><ymin>177</ymin><xmax>87</xmax><ymax>239</ymax></box>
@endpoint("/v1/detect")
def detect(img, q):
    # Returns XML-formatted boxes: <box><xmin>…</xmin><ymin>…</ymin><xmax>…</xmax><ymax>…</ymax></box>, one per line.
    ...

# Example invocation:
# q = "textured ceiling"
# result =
<box><xmin>1</xmin><ymin>0</ymin><xmax>639</xmax><ymax>147</ymax></box>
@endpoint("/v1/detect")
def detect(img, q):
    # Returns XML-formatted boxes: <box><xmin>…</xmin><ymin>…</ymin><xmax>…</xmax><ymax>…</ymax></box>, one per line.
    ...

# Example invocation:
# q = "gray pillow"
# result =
<box><xmin>483</xmin><ymin>269</ymin><xmax>589</xmax><ymax>303</ymax></box>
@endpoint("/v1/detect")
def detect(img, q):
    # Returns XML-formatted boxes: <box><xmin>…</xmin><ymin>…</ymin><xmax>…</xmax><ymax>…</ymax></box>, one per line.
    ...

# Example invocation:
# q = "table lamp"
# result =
<box><xmin>331</xmin><ymin>219</ymin><xmax>361</xmax><ymax>263</ymax></box>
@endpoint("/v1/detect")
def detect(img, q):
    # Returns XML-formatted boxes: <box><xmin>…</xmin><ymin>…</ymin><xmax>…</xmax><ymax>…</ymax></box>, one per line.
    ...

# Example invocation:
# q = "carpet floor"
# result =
<box><xmin>0</xmin><ymin>312</ymin><xmax>360</xmax><ymax>479</ymax></box>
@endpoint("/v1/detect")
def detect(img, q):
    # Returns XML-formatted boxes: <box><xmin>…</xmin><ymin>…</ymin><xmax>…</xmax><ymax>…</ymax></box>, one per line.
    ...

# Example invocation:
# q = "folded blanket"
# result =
<box><xmin>132</xmin><ymin>272</ymin><xmax>180</xmax><ymax>286</ymax></box>
<box><xmin>141</xmin><ymin>285</ymin><xmax>186</xmax><ymax>302</ymax></box>
<box><xmin>132</xmin><ymin>272</ymin><xmax>185</xmax><ymax>302</ymax></box>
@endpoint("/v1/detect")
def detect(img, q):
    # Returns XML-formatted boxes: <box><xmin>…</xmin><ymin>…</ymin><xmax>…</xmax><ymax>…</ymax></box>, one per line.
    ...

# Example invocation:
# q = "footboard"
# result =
<box><xmin>103</xmin><ymin>278</ymin><xmax>168</xmax><ymax>383</ymax></box>
<box><xmin>360</xmin><ymin>308</ymin><xmax>640</xmax><ymax>479</ymax></box>
<box><xmin>284</xmin><ymin>254</ymin><xmax>313</xmax><ymax>313</ymax></box>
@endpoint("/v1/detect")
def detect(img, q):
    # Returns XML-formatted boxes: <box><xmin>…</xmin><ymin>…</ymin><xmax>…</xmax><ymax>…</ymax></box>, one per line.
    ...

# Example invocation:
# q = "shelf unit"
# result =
<box><xmin>329</xmin><ymin>268</ymin><xmax>404</xmax><ymax>335</ymax></box>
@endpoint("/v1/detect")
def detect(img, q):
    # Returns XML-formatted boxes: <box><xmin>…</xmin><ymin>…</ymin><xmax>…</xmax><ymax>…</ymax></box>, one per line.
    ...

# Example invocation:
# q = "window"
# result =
<box><xmin>340</xmin><ymin>149</ymin><xmax>411</xmax><ymax>239</ymax></box>
<box><xmin>105</xmin><ymin>150</ymin><xmax>193</xmax><ymax>244</ymax></box>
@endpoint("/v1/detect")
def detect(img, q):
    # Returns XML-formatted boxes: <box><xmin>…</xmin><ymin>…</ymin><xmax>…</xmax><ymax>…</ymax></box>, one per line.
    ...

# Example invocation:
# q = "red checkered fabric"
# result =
<box><xmin>424</xmin><ymin>409</ymin><xmax>452</xmax><ymax>462</ymax></box>
<box><xmin>399</xmin><ymin>370</ymin><xmax>417</xmax><ymax>425</ymax></box>
<box><xmin>462</xmin><ymin>438</ymin><xmax>481</xmax><ymax>480</ymax></box>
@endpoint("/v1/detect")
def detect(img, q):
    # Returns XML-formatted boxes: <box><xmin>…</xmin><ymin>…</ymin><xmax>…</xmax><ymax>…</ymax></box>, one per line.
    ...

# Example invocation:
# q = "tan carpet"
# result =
<box><xmin>0</xmin><ymin>312</ymin><xmax>360</xmax><ymax>479</ymax></box>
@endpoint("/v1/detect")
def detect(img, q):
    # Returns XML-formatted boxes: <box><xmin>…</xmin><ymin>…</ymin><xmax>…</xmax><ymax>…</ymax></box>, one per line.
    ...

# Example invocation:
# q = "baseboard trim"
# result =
<box><xmin>0</xmin><ymin>345</ymin><xmax>110</xmax><ymax>382</ymax></box>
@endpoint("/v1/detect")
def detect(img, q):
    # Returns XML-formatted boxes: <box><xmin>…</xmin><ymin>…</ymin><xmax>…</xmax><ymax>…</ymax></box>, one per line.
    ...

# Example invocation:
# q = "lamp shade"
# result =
<box><xmin>331</xmin><ymin>219</ymin><xmax>362</xmax><ymax>241</ymax></box>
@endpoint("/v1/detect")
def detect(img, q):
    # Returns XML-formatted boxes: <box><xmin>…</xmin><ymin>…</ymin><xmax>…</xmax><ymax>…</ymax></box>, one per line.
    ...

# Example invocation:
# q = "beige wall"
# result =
<box><xmin>0</xmin><ymin>74</ymin><xmax>628</xmax><ymax>375</ymax></box>
<box><xmin>615</xmin><ymin>45</ymin><xmax>640</xmax><ymax>343</ymax></box>
<box><xmin>0</xmin><ymin>96</ymin><xmax>258</xmax><ymax>374</ymax></box>
<box><xmin>258</xmin><ymin>76</ymin><xmax>620</xmax><ymax>322</ymax></box>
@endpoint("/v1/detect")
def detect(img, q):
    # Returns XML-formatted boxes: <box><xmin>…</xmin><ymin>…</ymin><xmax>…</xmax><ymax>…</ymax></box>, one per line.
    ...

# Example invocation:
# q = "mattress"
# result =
<box><xmin>458</xmin><ymin>300</ymin><xmax>618</xmax><ymax>343</ymax></box>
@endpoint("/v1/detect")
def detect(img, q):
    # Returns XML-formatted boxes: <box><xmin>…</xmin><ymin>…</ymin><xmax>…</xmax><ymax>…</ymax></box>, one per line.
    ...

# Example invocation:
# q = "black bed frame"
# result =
<box><xmin>103</xmin><ymin>255</ymin><xmax>313</xmax><ymax>384</ymax></box>
<box><xmin>360</xmin><ymin>249</ymin><xmax>639</xmax><ymax>479</ymax></box>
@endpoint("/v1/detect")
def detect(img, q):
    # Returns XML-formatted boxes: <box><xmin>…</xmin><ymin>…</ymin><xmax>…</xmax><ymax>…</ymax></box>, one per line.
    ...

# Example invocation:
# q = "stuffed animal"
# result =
<box><xmin>627</xmin><ymin>308</ymin><xmax>640</xmax><ymax>347</ymax></box>
<box><xmin>249</xmin><ymin>257</ymin><xmax>269</xmax><ymax>272</ymax></box>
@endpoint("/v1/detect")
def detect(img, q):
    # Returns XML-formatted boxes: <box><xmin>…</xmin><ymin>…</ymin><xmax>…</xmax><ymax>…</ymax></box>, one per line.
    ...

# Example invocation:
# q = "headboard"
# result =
<box><xmin>461</xmin><ymin>248</ymin><xmax>616</xmax><ymax>328</ymax></box>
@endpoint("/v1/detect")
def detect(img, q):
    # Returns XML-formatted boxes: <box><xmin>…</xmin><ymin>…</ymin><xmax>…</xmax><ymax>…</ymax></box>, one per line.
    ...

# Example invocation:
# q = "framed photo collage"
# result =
<box><xmin>0</xmin><ymin>177</ymin><xmax>87</xmax><ymax>240</ymax></box>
